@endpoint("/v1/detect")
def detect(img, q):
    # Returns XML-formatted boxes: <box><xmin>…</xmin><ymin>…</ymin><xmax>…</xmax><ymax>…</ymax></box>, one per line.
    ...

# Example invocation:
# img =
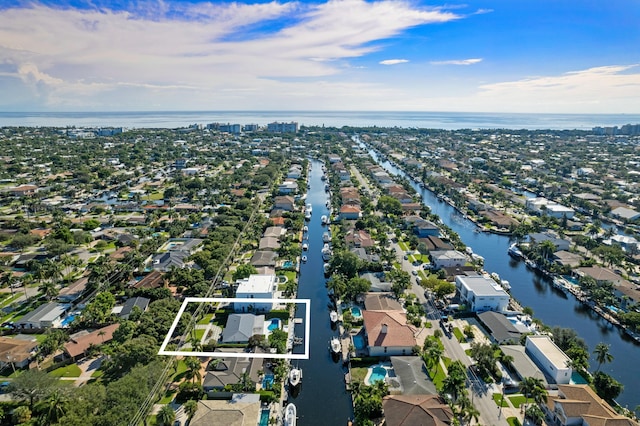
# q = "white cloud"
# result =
<box><xmin>431</xmin><ymin>58</ymin><xmax>483</xmax><ymax>65</ymax></box>
<box><xmin>0</xmin><ymin>1</ymin><xmax>462</xmax><ymax>109</ymax></box>
<box><xmin>379</xmin><ymin>59</ymin><xmax>408</xmax><ymax>65</ymax></box>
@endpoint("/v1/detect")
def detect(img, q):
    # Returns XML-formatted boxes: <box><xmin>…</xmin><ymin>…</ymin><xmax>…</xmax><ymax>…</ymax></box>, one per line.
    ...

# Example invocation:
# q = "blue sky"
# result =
<box><xmin>0</xmin><ymin>0</ymin><xmax>638</xmax><ymax>113</ymax></box>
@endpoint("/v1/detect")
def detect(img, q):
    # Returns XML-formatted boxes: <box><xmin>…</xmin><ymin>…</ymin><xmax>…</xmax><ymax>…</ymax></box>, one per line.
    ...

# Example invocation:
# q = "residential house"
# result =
<box><xmin>117</xmin><ymin>296</ymin><xmax>150</xmax><ymax>320</ymax></box>
<box><xmin>273</xmin><ymin>196</ymin><xmax>295</xmax><ymax>211</ymax></box>
<box><xmin>389</xmin><ymin>356</ymin><xmax>438</xmax><ymax>395</ymax></box>
<box><xmin>430</xmin><ymin>250</ymin><xmax>467</xmax><ymax>269</ymax></box>
<box><xmin>235</xmin><ymin>274</ymin><xmax>277</xmax><ymax>312</ymax></box>
<box><xmin>221</xmin><ymin>314</ymin><xmax>265</xmax><ymax>343</ymax></box>
<box><xmin>249</xmin><ymin>251</ymin><xmax>277</xmax><ymax>268</ymax></box>
<box><xmin>0</xmin><ymin>336</ymin><xmax>38</xmax><ymax>369</ymax></box>
<box><xmin>611</xmin><ymin>206</ymin><xmax>640</xmax><ymax>222</ymax></box>
<box><xmin>277</xmin><ymin>181</ymin><xmax>298</xmax><ymax>195</ymax></box>
<box><xmin>188</xmin><ymin>397</ymin><xmax>261</xmax><ymax>426</ymax></box>
<box><xmin>454</xmin><ymin>275</ymin><xmax>510</xmax><ymax>312</ymax></box>
<box><xmin>64</xmin><ymin>323</ymin><xmax>119</xmax><ymax>361</ymax></box>
<box><xmin>16</xmin><ymin>302</ymin><xmax>67</xmax><ymax>329</ymax></box>
<box><xmin>345</xmin><ymin>229</ymin><xmax>374</xmax><ymax>248</ymax></box>
<box><xmin>262</xmin><ymin>226</ymin><xmax>285</xmax><ymax>239</ymax></box>
<box><xmin>9</xmin><ymin>184</ymin><xmax>39</xmax><ymax>197</ymax></box>
<box><xmin>477</xmin><ymin>311</ymin><xmax>523</xmax><ymax>344</ymax></box>
<box><xmin>258</xmin><ymin>237</ymin><xmax>280</xmax><ymax>251</ymax></box>
<box><xmin>382</xmin><ymin>395</ymin><xmax>453</xmax><ymax>426</ymax></box>
<box><xmin>529</xmin><ymin>232</ymin><xmax>571</xmax><ymax>252</ymax></box>
<box><xmin>363</xmin><ymin>293</ymin><xmax>404</xmax><ymax>312</ymax></box>
<box><xmin>552</xmin><ymin>251</ymin><xmax>583</xmax><ymax>268</ymax></box>
<box><xmin>362</xmin><ymin>310</ymin><xmax>417</xmax><ymax>357</ymax></box>
<box><xmin>500</xmin><ymin>345</ymin><xmax>548</xmax><ymax>387</ymax></box>
<box><xmin>544</xmin><ymin>384</ymin><xmax>638</xmax><ymax>426</ymax></box>
<box><xmin>413</xmin><ymin>220</ymin><xmax>439</xmax><ymax>238</ymax></box>
<box><xmin>151</xmin><ymin>251</ymin><xmax>189</xmax><ymax>272</ymax></box>
<box><xmin>58</xmin><ymin>276</ymin><xmax>88</xmax><ymax>303</ymax></box>
<box><xmin>339</xmin><ymin>205</ymin><xmax>361</xmax><ymax>220</ymax></box>
<box><xmin>131</xmin><ymin>270</ymin><xmax>166</xmax><ymax>290</ymax></box>
<box><xmin>525</xmin><ymin>335</ymin><xmax>572</xmax><ymax>384</ymax></box>
<box><xmin>203</xmin><ymin>358</ymin><xmax>263</xmax><ymax>392</ymax></box>
<box><xmin>525</xmin><ymin>197</ymin><xmax>575</xmax><ymax>219</ymax></box>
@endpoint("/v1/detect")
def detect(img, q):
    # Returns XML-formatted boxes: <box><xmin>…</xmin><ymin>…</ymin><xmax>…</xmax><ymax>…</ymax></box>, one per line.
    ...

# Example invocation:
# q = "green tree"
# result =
<box><xmin>593</xmin><ymin>342</ymin><xmax>613</xmax><ymax>372</ymax></box>
<box><xmin>520</xmin><ymin>376</ymin><xmax>546</xmax><ymax>412</ymax></box>
<box><xmin>593</xmin><ymin>371</ymin><xmax>623</xmax><ymax>403</ymax></box>
<box><xmin>232</xmin><ymin>263</ymin><xmax>258</xmax><ymax>281</ymax></box>
<box><xmin>329</xmin><ymin>250</ymin><xmax>361</xmax><ymax>279</ymax></box>
<box><xmin>183</xmin><ymin>399</ymin><xmax>198</xmax><ymax>421</ymax></box>
<box><xmin>8</xmin><ymin>369</ymin><xmax>58</xmax><ymax>410</ymax></box>
<box><xmin>39</xmin><ymin>388</ymin><xmax>69</xmax><ymax>424</ymax></box>
<box><xmin>441</xmin><ymin>361</ymin><xmax>466</xmax><ymax>403</ymax></box>
<box><xmin>184</xmin><ymin>356</ymin><xmax>203</xmax><ymax>383</ymax></box>
<box><xmin>156</xmin><ymin>404</ymin><xmax>176</xmax><ymax>426</ymax></box>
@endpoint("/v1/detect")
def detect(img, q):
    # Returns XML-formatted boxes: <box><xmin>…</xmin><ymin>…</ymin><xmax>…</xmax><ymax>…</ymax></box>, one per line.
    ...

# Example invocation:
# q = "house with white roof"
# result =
<box><xmin>430</xmin><ymin>250</ymin><xmax>467</xmax><ymax>269</ymax></box>
<box><xmin>234</xmin><ymin>274</ymin><xmax>277</xmax><ymax>313</ymax></box>
<box><xmin>454</xmin><ymin>275</ymin><xmax>510</xmax><ymax>312</ymax></box>
<box><xmin>525</xmin><ymin>335</ymin><xmax>572</xmax><ymax>384</ymax></box>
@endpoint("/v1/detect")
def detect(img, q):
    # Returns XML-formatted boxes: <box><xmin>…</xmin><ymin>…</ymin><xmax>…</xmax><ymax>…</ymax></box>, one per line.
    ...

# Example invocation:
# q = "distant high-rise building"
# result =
<box><xmin>267</xmin><ymin>121</ymin><xmax>298</xmax><ymax>133</ymax></box>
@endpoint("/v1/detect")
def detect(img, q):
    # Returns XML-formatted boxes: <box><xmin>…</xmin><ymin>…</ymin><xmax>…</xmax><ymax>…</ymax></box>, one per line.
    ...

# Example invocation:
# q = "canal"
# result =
<box><xmin>291</xmin><ymin>160</ymin><xmax>354</xmax><ymax>425</ymax></box>
<box><xmin>366</xmin><ymin>148</ymin><xmax>640</xmax><ymax>409</ymax></box>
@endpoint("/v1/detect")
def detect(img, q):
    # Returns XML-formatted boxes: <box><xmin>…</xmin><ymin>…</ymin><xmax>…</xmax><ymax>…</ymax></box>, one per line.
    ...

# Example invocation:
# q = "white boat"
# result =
<box><xmin>289</xmin><ymin>367</ymin><xmax>302</xmax><ymax>387</ymax></box>
<box><xmin>508</xmin><ymin>243</ymin><xmax>524</xmax><ymax>259</ymax></box>
<box><xmin>501</xmin><ymin>280</ymin><xmax>511</xmax><ymax>291</ymax></box>
<box><xmin>465</xmin><ymin>246</ymin><xmax>473</xmax><ymax>255</ymax></box>
<box><xmin>321</xmin><ymin>215</ymin><xmax>328</xmax><ymax>225</ymax></box>
<box><xmin>301</xmin><ymin>255</ymin><xmax>307</xmax><ymax>263</ymax></box>
<box><xmin>330</xmin><ymin>337</ymin><xmax>341</xmax><ymax>354</ymax></box>
<box><xmin>303</xmin><ymin>225</ymin><xmax>308</xmax><ymax>233</ymax></box>
<box><xmin>305</xmin><ymin>212</ymin><xmax>311</xmax><ymax>221</ymax></box>
<box><xmin>284</xmin><ymin>403</ymin><xmax>297</xmax><ymax>426</ymax></box>
<box><xmin>306</xmin><ymin>203</ymin><xmax>312</xmax><ymax>214</ymax></box>
<box><xmin>323</xmin><ymin>263</ymin><xmax>331</xmax><ymax>274</ymax></box>
<box><xmin>302</xmin><ymin>243</ymin><xmax>309</xmax><ymax>251</ymax></box>
<box><xmin>322</xmin><ymin>251</ymin><xmax>331</xmax><ymax>261</ymax></box>
<box><xmin>491</xmin><ymin>272</ymin><xmax>500</xmax><ymax>282</ymax></box>
<box><xmin>322</xmin><ymin>232</ymin><xmax>331</xmax><ymax>243</ymax></box>
<box><xmin>330</xmin><ymin>310</ymin><xmax>338</xmax><ymax>323</ymax></box>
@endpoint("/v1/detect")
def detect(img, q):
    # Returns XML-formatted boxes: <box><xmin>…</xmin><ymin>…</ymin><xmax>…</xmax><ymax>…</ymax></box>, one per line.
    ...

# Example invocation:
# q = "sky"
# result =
<box><xmin>0</xmin><ymin>0</ymin><xmax>639</xmax><ymax>113</ymax></box>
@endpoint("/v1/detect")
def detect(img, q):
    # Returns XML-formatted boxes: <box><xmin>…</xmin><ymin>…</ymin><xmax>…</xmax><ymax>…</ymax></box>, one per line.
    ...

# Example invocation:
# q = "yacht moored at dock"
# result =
<box><xmin>330</xmin><ymin>337</ymin><xmax>341</xmax><ymax>354</ymax></box>
<box><xmin>289</xmin><ymin>367</ymin><xmax>302</xmax><ymax>387</ymax></box>
<box><xmin>284</xmin><ymin>403</ymin><xmax>297</xmax><ymax>426</ymax></box>
<box><xmin>330</xmin><ymin>310</ymin><xmax>338</xmax><ymax>324</ymax></box>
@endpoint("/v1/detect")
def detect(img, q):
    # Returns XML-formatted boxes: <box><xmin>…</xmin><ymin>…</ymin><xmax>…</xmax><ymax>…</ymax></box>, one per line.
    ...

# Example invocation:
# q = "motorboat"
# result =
<box><xmin>303</xmin><ymin>225</ymin><xmax>308</xmax><ymax>233</ymax></box>
<box><xmin>330</xmin><ymin>337</ymin><xmax>341</xmax><ymax>354</ymax></box>
<box><xmin>322</xmin><ymin>232</ymin><xmax>331</xmax><ymax>243</ymax></box>
<box><xmin>284</xmin><ymin>403</ymin><xmax>297</xmax><ymax>426</ymax></box>
<box><xmin>305</xmin><ymin>212</ymin><xmax>311</xmax><ymax>221</ymax></box>
<box><xmin>302</xmin><ymin>243</ymin><xmax>309</xmax><ymax>251</ymax></box>
<box><xmin>306</xmin><ymin>203</ymin><xmax>312</xmax><ymax>214</ymax></box>
<box><xmin>321</xmin><ymin>215</ymin><xmax>328</xmax><ymax>225</ymax></box>
<box><xmin>325</xmin><ymin>200</ymin><xmax>330</xmax><ymax>208</ymax></box>
<box><xmin>322</xmin><ymin>251</ymin><xmax>332</xmax><ymax>261</ymax></box>
<box><xmin>323</xmin><ymin>263</ymin><xmax>331</xmax><ymax>274</ymax></box>
<box><xmin>330</xmin><ymin>310</ymin><xmax>338</xmax><ymax>323</ymax></box>
<box><xmin>301</xmin><ymin>255</ymin><xmax>307</xmax><ymax>263</ymax></box>
<box><xmin>289</xmin><ymin>367</ymin><xmax>302</xmax><ymax>387</ymax></box>
<box><xmin>508</xmin><ymin>243</ymin><xmax>524</xmax><ymax>259</ymax></box>
<box><xmin>501</xmin><ymin>280</ymin><xmax>511</xmax><ymax>291</ymax></box>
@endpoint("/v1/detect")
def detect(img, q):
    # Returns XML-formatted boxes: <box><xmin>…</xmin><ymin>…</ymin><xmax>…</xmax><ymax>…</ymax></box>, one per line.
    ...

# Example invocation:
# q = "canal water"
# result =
<box><xmin>291</xmin><ymin>160</ymin><xmax>354</xmax><ymax>425</ymax></box>
<box><xmin>366</xmin><ymin>149</ymin><xmax>640</xmax><ymax>409</ymax></box>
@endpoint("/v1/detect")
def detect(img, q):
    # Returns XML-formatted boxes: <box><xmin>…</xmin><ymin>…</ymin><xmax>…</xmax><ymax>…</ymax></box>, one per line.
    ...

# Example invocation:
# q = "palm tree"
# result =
<box><xmin>593</xmin><ymin>342</ymin><xmax>614</xmax><ymax>372</ymax></box>
<box><xmin>39</xmin><ymin>280</ymin><xmax>59</xmax><ymax>301</ymax></box>
<box><xmin>441</xmin><ymin>361</ymin><xmax>466</xmax><ymax>403</ymax></box>
<box><xmin>525</xmin><ymin>404</ymin><xmax>545</xmax><ymax>425</ymax></box>
<box><xmin>183</xmin><ymin>399</ymin><xmax>198</xmax><ymax>421</ymax></box>
<box><xmin>520</xmin><ymin>376</ymin><xmax>546</xmax><ymax>412</ymax></box>
<box><xmin>156</xmin><ymin>404</ymin><xmax>176</xmax><ymax>426</ymax></box>
<box><xmin>189</xmin><ymin>330</ymin><xmax>203</xmax><ymax>352</ymax></box>
<box><xmin>454</xmin><ymin>394</ymin><xmax>480</xmax><ymax>425</ymax></box>
<box><xmin>43</xmin><ymin>388</ymin><xmax>69</xmax><ymax>424</ymax></box>
<box><xmin>183</xmin><ymin>356</ymin><xmax>202</xmax><ymax>383</ymax></box>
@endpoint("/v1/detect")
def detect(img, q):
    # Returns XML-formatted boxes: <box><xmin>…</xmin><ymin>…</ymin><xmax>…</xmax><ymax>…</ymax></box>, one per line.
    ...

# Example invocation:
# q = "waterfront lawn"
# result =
<box><xmin>493</xmin><ymin>393</ymin><xmax>509</xmax><ymax>407</ymax></box>
<box><xmin>507</xmin><ymin>417</ymin><xmax>522</xmax><ymax>426</ymax></box>
<box><xmin>197</xmin><ymin>313</ymin><xmax>214</xmax><ymax>325</ymax></box>
<box><xmin>49</xmin><ymin>364</ymin><xmax>82</xmax><ymax>378</ymax></box>
<box><xmin>193</xmin><ymin>328</ymin><xmax>205</xmax><ymax>341</ymax></box>
<box><xmin>351</xmin><ymin>367</ymin><xmax>368</xmax><ymax>384</ymax></box>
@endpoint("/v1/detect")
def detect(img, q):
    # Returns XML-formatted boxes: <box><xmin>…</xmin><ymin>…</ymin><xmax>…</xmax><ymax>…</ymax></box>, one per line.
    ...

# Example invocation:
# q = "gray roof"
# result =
<box><xmin>221</xmin><ymin>314</ymin><xmax>265</xmax><ymax>343</ymax></box>
<box><xmin>119</xmin><ymin>297</ymin><xmax>150</xmax><ymax>319</ymax></box>
<box><xmin>152</xmin><ymin>251</ymin><xmax>189</xmax><ymax>270</ymax></box>
<box><xmin>203</xmin><ymin>357</ymin><xmax>263</xmax><ymax>390</ymax></box>
<box><xmin>17</xmin><ymin>302</ymin><xmax>67</xmax><ymax>327</ymax></box>
<box><xmin>250</xmin><ymin>250</ymin><xmax>277</xmax><ymax>267</ymax></box>
<box><xmin>390</xmin><ymin>356</ymin><xmax>437</xmax><ymax>395</ymax></box>
<box><xmin>477</xmin><ymin>311</ymin><xmax>522</xmax><ymax>344</ymax></box>
<box><xmin>262</xmin><ymin>226</ymin><xmax>285</xmax><ymax>239</ymax></box>
<box><xmin>258</xmin><ymin>237</ymin><xmax>280</xmax><ymax>250</ymax></box>
<box><xmin>499</xmin><ymin>345</ymin><xmax>548</xmax><ymax>386</ymax></box>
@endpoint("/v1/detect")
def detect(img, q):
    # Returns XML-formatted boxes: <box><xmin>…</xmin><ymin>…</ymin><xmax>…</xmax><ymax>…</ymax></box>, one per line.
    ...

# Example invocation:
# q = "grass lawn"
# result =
<box><xmin>0</xmin><ymin>293</ymin><xmax>22</xmax><ymax>308</ymax></box>
<box><xmin>430</xmin><ymin>361</ymin><xmax>447</xmax><ymax>389</ymax></box>
<box><xmin>398</xmin><ymin>241</ymin><xmax>410</xmax><ymax>251</ymax></box>
<box><xmin>145</xmin><ymin>191</ymin><xmax>164</xmax><ymax>201</ymax></box>
<box><xmin>280</xmin><ymin>270</ymin><xmax>297</xmax><ymax>282</ymax></box>
<box><xmin>91</xmin><ymin>370</ymin><xmax>104</xmax><ymax>378</ymax></box>
<box><xmin>506</xmin><ymin>417</ymin><xmax>522</xmax><ymax>426</ymax></box>
<box><xmin>452</xmin><ymin>327</ymin><xmax>465</xmax><ymax>342</ymax></box>
<box><xmin>508</xmin><ymin>395</ymin><xmax>533</xmax><ymax>408</ymax></box>
<box><xmin>197</xmin><ymin>313</ymin><xmax>214</xmax><ymax>325</ymax></box>
<box><xmin>158</xmin><ymin>389</ymin><xmax>175</xmax><ymax>404</ymax></box>
<box><xmin>493</xmin><ymin>393</ymin><xmax>510</xmax><ymax>407</ymax></box>
<box><xmin>49</xmin><ymin>364</ymin><xmax>82</xmax><ymax>378</ymax></box>
<box><xmin>193</xmin><ymin>328</ymin><xmax>205</xmax><ymax>340</ymax></box>
<box><xmin>351</xmin><ymin>367</ymin><xmax>368</xmax><ymax>384</ymax></box>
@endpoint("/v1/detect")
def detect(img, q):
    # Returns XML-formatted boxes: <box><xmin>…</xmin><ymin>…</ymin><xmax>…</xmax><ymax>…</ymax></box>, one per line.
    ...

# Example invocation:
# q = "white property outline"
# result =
<box><xmin>158</xmin><ymin>297</ymin><xmax>311</xmax><ymax>359</ymax></box>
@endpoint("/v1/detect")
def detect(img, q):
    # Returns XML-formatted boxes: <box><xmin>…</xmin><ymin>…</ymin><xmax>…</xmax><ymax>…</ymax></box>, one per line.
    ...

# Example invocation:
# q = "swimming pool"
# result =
<box><xmin>60</xmin><ymin>315</ymin><xmax>76</xmax><ymax>327</ymax></box>
<box><xmin>262</xmin><ymin>374</ymin><xmax>274</xmax><ymax>389</ymax></box>
<box><xmin>353</xmin><ymin>335</ymin><xmax>365</xmax><ymax>350</ymax></box>
<box><xmin>351</xmin><ymin>306</ymin><xmax>362</xmax><ymax>318</ymax></box>
<box><xmin>259</xmin><ymin>408</ymin><xmax>270</xmax><ymax>426</ymax></box>
<box><xmin>366</xmin><ymin>366</ymin><xmax>387</xmax><ymax>385</ymax></box>
<box><xmin>267</xmin><ymin>318</ymin><xmax>281</xmax><ymax>331</ymax></box>
<box><xmin>283</xmin><ymin>260</ymin><xmax>294</xmax><ymax>268</ymax></box>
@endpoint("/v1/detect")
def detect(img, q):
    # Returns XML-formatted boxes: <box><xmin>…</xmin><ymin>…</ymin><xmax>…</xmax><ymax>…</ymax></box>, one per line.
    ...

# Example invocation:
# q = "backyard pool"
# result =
<box><xmin>262</xmin><ymin>374</ymin><xmax>275</xmax><ymax>389</ymax></box>
<box><xmin>366</xmin><ymin>366</ymin><xmax>387</xmax><ymax>385</ymax></box>
<box><xmin>259</xmin><ymin>408</ymin><xmax>270</xmax><ymax>426</ymax></box>
<box><xmin>60</xmin><ymin>314</ymin><xmax>76</xmax><ymax>327</ymax></box>
<box><xmin>352</xmin><ymin>334</ymin><xmax>365</xmax><ymax>350</ymax></box>
<box><xmin>267</xmin><ymin>318</ymin><xmax>281</xmax><ymax>331</ymax></box>
<box><xmin>282</xmin><ymin>260</ymin><xmax>294</xmax><ymax>268</ymax></box>
<box><xmin>350</xmin><ymin>306</ymin><xmax>362</xmax><ymax>319</ymax></box>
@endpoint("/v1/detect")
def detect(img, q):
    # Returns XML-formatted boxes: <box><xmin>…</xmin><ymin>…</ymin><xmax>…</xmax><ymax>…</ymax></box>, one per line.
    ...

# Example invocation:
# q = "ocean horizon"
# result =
<box><xmin>1</xmin><ymin>110</ymin><xmax>639</xmax><ymax>130</ymax></box>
